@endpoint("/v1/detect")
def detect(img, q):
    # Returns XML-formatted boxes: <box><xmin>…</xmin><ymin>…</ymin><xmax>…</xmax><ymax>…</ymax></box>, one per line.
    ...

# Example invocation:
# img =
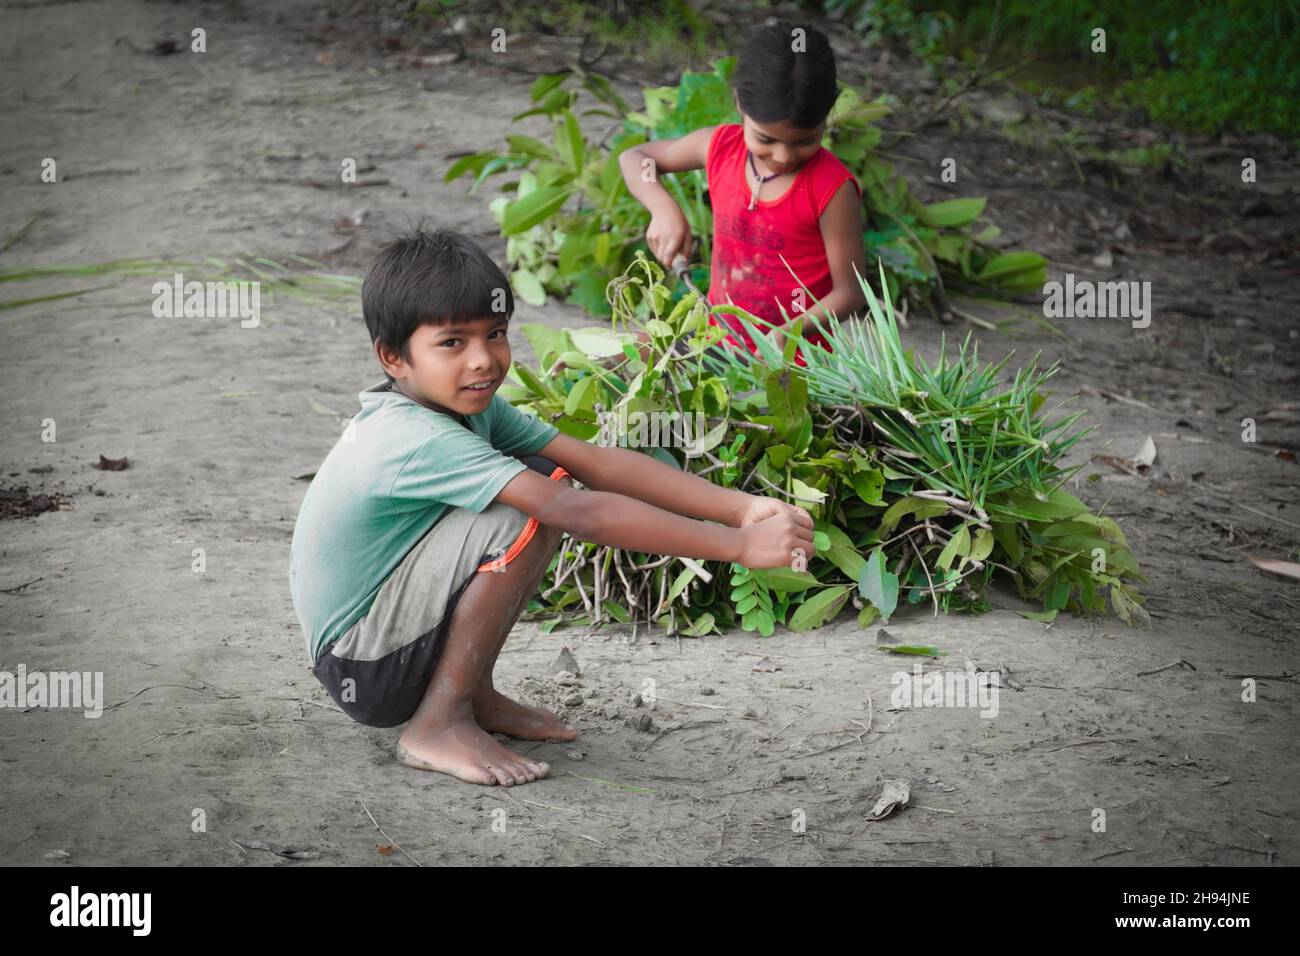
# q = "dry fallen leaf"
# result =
<box><xmin>867</xmin><ymin>779</ymin><xmax>911</xmax><ymax>821</ymax></box>
<box><xmin>310</xmin><ymin>400</ymin><xmax>340</xmax><ymax>416</ymax></box>
<box><xmin>1246</xmin><ymin>555</ymin><xmax>1300</xmax><ymax>583</ymax></box>
<box><xmin>1132</xmin><ymin>435</ymin><xmax>1157</xmax><ymax>472</ymax></box>
<box><xmin>377</xmin><ymin>844</ymin><xmax>395</xmax><ymax>856</ymax></box>
<box><xmin>95</xmin><ymin>454</ymin><xmax>130</xmax><ymax>471</ymax></box>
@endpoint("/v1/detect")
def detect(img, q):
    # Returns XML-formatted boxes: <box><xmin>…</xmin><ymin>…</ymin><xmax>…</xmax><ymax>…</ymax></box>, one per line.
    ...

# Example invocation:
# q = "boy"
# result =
<box><xmin>289</xmin><ymin>229</ymin><xmax>814</xmax><ymax>787</ymax></box>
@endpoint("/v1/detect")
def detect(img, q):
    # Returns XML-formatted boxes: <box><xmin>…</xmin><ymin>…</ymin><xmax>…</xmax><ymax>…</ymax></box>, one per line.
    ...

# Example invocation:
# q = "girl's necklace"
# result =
<box><xmin>747</xmin><ymin>150</ymin><xmax>781</xmax><ymax>211</ymax></box>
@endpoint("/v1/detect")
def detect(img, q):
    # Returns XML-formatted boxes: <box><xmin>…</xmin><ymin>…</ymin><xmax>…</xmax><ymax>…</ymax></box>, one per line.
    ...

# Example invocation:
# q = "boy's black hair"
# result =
<box><xmin>361</xmin><ymin>228</ymin><xmax>514</xmax><ymax>384</ymax></box>
<box><xmin>733</xmin><ymin>20</ymin><xmax>838</xmax><ymax>130</ymax></box>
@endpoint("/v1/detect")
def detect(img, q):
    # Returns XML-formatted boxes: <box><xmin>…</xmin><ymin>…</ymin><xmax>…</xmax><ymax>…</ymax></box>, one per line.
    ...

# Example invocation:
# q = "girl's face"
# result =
<box><xmin>739</xmin><ymin>112</ymin><xmax>825</xmax><ymax>175</ymax></box>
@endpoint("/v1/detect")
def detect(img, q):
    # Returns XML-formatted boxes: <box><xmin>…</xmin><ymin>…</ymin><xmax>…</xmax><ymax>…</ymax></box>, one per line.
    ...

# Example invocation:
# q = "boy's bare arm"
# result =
<box><xmin>535</xmin><ymin>433</ymin><xmax>747</xmax><ymax>525</ymax></box>
<box><xmin>493</xmin><ymin>441</ymin><xmax>814</xmax><ymax>570</ymax></box>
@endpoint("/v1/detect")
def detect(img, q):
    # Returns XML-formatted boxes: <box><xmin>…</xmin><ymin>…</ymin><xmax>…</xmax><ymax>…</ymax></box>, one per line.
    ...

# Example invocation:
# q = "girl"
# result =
<box><xmin>619</xmin><ymin>20</ymin><xmax>867</xmax><ymax>368</ymax></box>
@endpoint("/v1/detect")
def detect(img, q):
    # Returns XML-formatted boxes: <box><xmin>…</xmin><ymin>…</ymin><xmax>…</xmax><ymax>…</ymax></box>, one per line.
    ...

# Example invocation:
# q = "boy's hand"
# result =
<box><xmin>737</xmin><ymin>494</ymin><xmax>809</xmax><ymax>530</ymax></box>
<box><xmin>735</xmin><ymin>498</ymin><xmax>815</xmax><ymax>570</ymax></box>
<box><xmin>646</xmin><ymin>206</ymin><xmax>691</xmax><ymax>267</ymax></box>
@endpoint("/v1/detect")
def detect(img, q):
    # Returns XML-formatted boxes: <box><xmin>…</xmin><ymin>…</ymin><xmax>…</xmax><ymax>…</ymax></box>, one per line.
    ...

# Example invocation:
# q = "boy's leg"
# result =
<box><xmin>466</xmin><ymin>453</ymin><xmax>577</xmax><ymax>741</ymax></box>
<box><xmin>396</xmin><ymin>460</ymin><xmax>574</xmax><ymax>784</ymax></box>
<box><xmin>470</xmin><ymin>520</ymin><xmax>577</xmax><ymax>742</ymax></box>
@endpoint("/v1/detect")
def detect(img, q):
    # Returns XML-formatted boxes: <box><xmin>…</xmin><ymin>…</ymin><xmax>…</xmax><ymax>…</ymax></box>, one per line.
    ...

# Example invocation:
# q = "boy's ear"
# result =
<box><xmin>374</xmin><ymin>339</ymin><xmax>406</xmax><ymax>380</ymax></box>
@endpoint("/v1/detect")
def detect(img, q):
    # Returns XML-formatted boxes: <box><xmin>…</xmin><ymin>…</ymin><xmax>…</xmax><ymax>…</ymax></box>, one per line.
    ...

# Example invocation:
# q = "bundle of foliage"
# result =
<box><xmin>507</xmin><ymin>255</ymin><xmax>1145</xmax><ymax>637</ymax></box>
<box><xmin>447</xmin><ymin>58</ymin><xmax>1047</xmax><ymax>318</ymax></box>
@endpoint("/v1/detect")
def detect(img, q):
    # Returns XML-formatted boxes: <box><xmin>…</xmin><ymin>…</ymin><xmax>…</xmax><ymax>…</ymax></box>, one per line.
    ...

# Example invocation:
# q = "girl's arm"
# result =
<box><xmin>618</xmin><ymin>127</ymin><xmax>715</xmax><ymax>266</ymax></box>
<box><xmin>796</xmin><ymin>180</ymin><xmax>868</xmax><ymax>335</ymax></box>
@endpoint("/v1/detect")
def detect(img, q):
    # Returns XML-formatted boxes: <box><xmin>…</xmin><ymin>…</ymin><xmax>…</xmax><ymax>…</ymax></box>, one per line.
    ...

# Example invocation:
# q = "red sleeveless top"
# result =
<box><xmin>703</xmin><ymin>124</ymin><xmax>860</xmax><ymax>367</ymax></box>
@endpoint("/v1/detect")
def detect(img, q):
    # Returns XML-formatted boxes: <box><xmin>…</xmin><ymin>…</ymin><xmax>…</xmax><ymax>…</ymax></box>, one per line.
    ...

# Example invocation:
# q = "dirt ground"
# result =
<box><xmin>2</xmin><ymin>0</ymin><xmax>1298</xmax><ymax>867</ymax></box>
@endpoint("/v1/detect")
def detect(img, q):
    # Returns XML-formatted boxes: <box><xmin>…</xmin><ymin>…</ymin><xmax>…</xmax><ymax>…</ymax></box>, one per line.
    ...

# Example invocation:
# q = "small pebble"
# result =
<box><xmin>700</xmin><ymin>687</ymin><xmax>717</xmax><ymax>696</ymax></box>
<box><xmin>563</xmin><ymin>693</ymin><xmax>583</xmax><ymax>707</ymax></box>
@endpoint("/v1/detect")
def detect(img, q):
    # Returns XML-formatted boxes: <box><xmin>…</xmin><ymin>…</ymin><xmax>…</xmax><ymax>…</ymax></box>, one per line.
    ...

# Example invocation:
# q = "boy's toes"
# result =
<box><xmin>487</xmin><ymin>764</ymin><xmax>514</xmax><ymax>787</ymax></box>
<box><xmin>526</xmin><ymin>759</ymin><xmax>550</xmax><ymax>778</ymax></box>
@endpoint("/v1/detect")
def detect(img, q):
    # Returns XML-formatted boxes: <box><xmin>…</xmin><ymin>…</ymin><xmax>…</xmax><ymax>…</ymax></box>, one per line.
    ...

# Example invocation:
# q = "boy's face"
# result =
<box><xmin>739</xmin><ymin>110</ymin><xmax>825</xmax><ymax>175</ymax></box>
<box><xmin>378</xmin><ymin>316</ymin><xmax>511</xmax><ymax>417</ymax></box>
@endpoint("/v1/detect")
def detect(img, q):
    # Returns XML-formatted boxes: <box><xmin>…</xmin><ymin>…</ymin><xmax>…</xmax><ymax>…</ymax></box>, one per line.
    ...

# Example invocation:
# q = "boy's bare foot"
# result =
<box><xmin>396</xmin><ymin>719</ymin><xmax>550</xmax><ymax>786</ymax></box>
<box><xmin>474</xmin><ymin>687</ymin><xmax>579</xmax><ymax>742</ymax></box>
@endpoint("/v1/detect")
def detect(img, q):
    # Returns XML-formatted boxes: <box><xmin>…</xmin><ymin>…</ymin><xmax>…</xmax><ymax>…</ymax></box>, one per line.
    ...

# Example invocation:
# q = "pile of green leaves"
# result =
<box><xmin>508</xmin><ymin>254</ymin><xmax>1146</xmax><ymax>637</ymax></box>
<box><xmin>447</xmin><ymin>58</ymin><xmax>1046</xmax><ymax>317</ymax></box>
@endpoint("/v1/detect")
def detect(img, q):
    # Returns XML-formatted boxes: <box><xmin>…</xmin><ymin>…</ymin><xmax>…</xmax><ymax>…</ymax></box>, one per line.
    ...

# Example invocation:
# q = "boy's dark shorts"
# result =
<box><xmin>311</xmin><ymin>454</ymin><xmax>571</xmax><ymax>728</ymax></box>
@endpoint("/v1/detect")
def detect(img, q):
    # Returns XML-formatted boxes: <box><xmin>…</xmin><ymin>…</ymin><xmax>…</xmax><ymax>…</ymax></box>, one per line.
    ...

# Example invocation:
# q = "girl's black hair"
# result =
<box><xmin>362</xmin><ymin>228</ymin><xmax>514</xmax><ymax>384</ymax></box>
<box><xmin>733</xmin><ymin>20</ymin><xmax>838</xmax><ymax>130</ymax></box>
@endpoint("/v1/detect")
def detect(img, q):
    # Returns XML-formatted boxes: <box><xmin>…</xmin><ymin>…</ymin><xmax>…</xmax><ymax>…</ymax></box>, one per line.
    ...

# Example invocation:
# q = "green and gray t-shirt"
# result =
<box><xmin>289</xmin><ymin>381</ymin><xmax>559</xmax><ymax>661</ymax></box>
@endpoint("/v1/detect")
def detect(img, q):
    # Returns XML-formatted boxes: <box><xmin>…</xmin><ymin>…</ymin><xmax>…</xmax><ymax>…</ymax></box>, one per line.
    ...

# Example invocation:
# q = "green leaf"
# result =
<box><xmin>679</xmin><ymin>612</ymin><xmax>716</xmax><ymax>637</ymax></box>
<box><xmin>529</xmin><ymin>73</ymin><xmax>567</xmax><ymax>103</ymax></box>
<box><xmin>569</xmin><ymin>326</ymin><xmax>629</xmax><ymax>358</ymax></box>
<box><xmin>511</xmin><ymin>362</ymin><xmax>554</xmax><ymax>399</ymax></box>
<box><xmin>601</xmin><ymin>600</ymin><xmax>631</xmax><ymax>623</ymax></box>
<box><xmin>937</xmin><ymin>524</ymin><xmax>971</xmax><ymax>572</ymax></box>
<box><xmin>754</xmin><ymin>567</ymin><xmax>819</xmax><ymax>592</ymax></box>
<box><xmin>518</xmin><ymin>323</ymin><xmax>570</xmax><ymax>368</ymax></box>
<box><xmin>816</xmin><ymin>523</ymin><xmax>867</xmax><ymax>581</ymax></box>
<box><xmin>788</xmin><ymin>586</ymin><xmax>851</xmax><ymax>632</ymax></box>
<box><xmin>564</xmin><ymin>374</ymin><xmax>598</xmax><ymax>416</ymax></box>
<box><xmin>857</xmin><ymin>546</ymin><xmax>899</xmax><ymax>622</ymax></box>
<box><xmin>876</xmin><ymin>644</ymin><xmax>945</xmax><ymax>656</ymax></box>
<box><xmin>790</xmin><ymin>477</ymin><xmax>826</xmax><ymax>506</ymax></box>
<box><xmin>1017</xmin><ymin>609</ymin><xmax>1059</xmax><ymax>623</ymax></box>
<box><xmin>667</xmin><ymin>567</ymin><xmax>695</xmax><ymax>603</ymax></box>
<box><xmin>849</xmin><ymin>467</ymin><xmax>886</xmax><ymax>505</ymax></box>
<box><xmin>510</xmin><ymin>269</ymin><xmax>546</xmax><ymax>306</ymax></box>
<box><xmin>920</xmin><ymin>197</ymin><xmax>987</xmax><ymax>228</ymax></box>
<box><xmin>1042</xmin><ymin>573</ymin><xmax>1071</xmax><ymax>612</ymax></box>
<box><xmin>991</xmin><ymin>520</ymin><xmax>1023</xmax><ymax>564</ymax></box>
<box><xmin>501</xmin><ymin>186</ymin><xmax>572</xmax><ymax>236</ymax></box>
<box><xmin>879</xmin><ymin>496</ymin><xmax>950</xmax><ymax>535</ymax></box>
<box><xmin>1000</xmin><ymin>488</ymin><xmax>1088</xmax><ymax>522</ymax></box>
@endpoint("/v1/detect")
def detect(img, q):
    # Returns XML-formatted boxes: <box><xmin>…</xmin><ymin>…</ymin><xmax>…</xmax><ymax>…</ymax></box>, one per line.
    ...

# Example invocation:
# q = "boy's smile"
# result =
<box><xmin>379</xmin><ymin>316</ymin><xmax>511</xmax><ymax>418</ymax></box>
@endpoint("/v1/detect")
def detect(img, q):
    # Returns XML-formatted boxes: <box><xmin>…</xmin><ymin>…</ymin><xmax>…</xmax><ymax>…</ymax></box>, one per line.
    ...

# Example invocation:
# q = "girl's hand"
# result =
<box><xmin>646</xmin><ymin>206</ymin><xmax>692</xmax><ymax>267</ymax></box>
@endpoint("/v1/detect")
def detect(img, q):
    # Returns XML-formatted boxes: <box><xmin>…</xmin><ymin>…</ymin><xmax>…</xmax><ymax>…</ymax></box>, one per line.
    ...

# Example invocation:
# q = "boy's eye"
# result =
<box><xmin>441</xmin><ymin>329</ymin><xmax>507</xmax><ymax>347</ymax></box>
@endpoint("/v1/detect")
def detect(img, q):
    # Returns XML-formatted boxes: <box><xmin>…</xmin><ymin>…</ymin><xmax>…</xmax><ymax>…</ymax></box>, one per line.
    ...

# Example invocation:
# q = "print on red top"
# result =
<box><xmin>704</xmin><ymin>124</ymin><xmax>861</xmax><ymax>367</ymax></box>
